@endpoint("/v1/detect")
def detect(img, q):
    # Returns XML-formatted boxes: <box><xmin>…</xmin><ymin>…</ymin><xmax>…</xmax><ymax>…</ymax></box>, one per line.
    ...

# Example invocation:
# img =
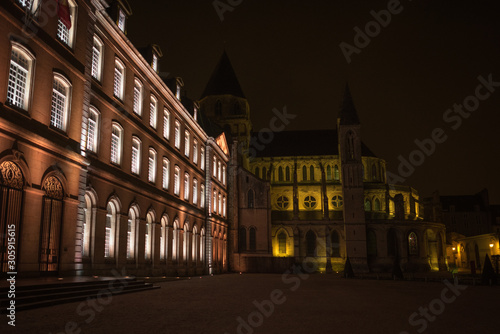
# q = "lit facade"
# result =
<box><xmin>0</xmin><ymin>0</ymin><xmax>229</xmax><ymax>277</ymax></box>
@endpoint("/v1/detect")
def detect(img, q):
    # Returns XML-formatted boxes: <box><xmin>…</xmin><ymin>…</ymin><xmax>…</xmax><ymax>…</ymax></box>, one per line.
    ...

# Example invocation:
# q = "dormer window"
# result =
<box><xmin>118</xmin><ymin>9</ymin><xmax>126</xmax><ymax>32</ymax></box>
<box><xmin>152</xmin><ymin>54</ymin><xmax>158</xmax><ymax>72</ymax></box>
<box><xmin>176</xmin><ymin>84</ymin><xmax>181</xmax><ymax>100</ymax></box>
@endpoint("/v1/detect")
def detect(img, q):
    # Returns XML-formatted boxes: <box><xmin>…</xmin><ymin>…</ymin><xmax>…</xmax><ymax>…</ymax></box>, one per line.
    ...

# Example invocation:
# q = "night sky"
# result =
<box><xmin>126</xmin><ymin>0</ymin><xmax>500</xmax><ymax>204</ymax></box>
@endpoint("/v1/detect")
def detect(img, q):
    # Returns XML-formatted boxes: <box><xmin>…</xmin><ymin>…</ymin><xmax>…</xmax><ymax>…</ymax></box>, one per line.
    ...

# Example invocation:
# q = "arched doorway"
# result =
<box><xmin>0</xmin><ymin>161</ymin><xmax>25</xmax><ymax>273</ymax></box>
<box><xmin>39</xmin><ymin>176</ymin><xmax>64</xmax><ymax>272</ymax></box>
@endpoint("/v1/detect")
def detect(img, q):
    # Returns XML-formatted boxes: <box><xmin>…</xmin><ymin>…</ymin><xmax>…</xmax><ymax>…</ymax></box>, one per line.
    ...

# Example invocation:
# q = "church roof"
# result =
<box><xmin>252</xmin><ymin>129</ymin><xmax>376</xmax><ymax>158</ymax></box>
<box><xmin>338</xmin><ymin>83</ymin><xmax>360</xmax><ymax>125</ymax></box>
<box><xmin>201</xmin><ymin>51</ymin><xmax>246</xmax><ymax>99</ymax></box>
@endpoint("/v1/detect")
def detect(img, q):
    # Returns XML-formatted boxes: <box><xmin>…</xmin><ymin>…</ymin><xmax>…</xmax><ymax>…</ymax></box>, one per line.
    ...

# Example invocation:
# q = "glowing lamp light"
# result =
<box><xmin>452</xmin><ymin>247</ymin><xmax>456</xmax><ymax>251</ymax></box>
<box><xmin>490</xmin><ymin>243</ymin><xmax>494</xmax><ymax>248</ymax></box>
<box><xmin>93</xmin><ymin>275</ymin><xmax>99</xmax><ymax>279</ymax></box>
<box><xmin>58</xmin><ymin>277</ymin><xmax>63</xmax><ymax>281</ymax></box>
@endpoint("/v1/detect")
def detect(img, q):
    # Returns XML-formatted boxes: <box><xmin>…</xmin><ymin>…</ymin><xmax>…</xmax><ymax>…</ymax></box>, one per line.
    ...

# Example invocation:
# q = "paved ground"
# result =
<box><xmin>2</xmin><ymin>273</ymin><xmax>498</xmax><ymax>334</ymax></box>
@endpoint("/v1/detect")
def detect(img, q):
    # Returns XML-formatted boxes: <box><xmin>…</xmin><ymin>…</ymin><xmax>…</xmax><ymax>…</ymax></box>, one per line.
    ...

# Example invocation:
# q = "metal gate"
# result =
<box><xmin>0</xmin><ymin>161</ymin><xmax>24</xmax><ymax>274</ymax></box>
<box><xmin>39</xmin><ymin>176</ymin><xmax>64</xmax><ymax>272</ymax></box>
<box><xmin>0</xmin><ymin>185</ymin><xmax>24</xmax><ymax>273</ymax></box>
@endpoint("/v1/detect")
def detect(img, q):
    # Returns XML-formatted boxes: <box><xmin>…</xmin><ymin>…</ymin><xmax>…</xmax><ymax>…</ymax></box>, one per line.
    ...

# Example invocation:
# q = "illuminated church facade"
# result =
<box><xmin>200</xmin><ymin>54</ymin><xmax>448</xmax><ymax>274</ymax></box>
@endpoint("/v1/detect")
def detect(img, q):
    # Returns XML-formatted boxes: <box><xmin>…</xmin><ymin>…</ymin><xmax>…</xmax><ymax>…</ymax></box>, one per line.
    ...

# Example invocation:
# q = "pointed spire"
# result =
<box><xmin>201</xmin><ymin>51</ymin><xmax>245</xmax><ymax>99</ymax></box>
<box><xmin>338</xmin><ymin>83</ymin><xmax>360</xmax><ymax>125</ymax></box>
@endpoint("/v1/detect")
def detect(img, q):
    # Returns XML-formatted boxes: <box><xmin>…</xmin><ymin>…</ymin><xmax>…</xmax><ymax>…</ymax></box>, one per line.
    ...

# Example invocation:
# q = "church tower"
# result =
<box><xmin>337</xmin><ymin>84</ymin><xmax>369</xmax><ymax>273</ymax></box>
<box><xmin>199</xmin><ymin>52</ymin><xmax>252</xmax><ymax>169</ymax></box>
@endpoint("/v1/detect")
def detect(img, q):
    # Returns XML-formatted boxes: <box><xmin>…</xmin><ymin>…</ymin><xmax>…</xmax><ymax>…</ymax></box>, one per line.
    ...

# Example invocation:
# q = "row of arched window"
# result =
<box><xmin>82</xmin><ymin>191</ymin><xmax>228</xmax><ymax>266</ymax></box>
<box><xmin>254</xmin><ymin>165</ymin><xmax>341</xmax><ymax>182</ymax></box>
<box><xmin>365</xmin><ymin>197</ymin><xmax>382</xmax><ymax>212</ymax></box>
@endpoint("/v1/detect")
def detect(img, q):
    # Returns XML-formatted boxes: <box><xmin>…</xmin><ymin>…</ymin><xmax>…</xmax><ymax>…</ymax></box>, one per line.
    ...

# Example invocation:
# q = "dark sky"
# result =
<box><xmin>126</xmin><ymin>0</ymin><xmax>500</xmax><ymax>204</ymax></box>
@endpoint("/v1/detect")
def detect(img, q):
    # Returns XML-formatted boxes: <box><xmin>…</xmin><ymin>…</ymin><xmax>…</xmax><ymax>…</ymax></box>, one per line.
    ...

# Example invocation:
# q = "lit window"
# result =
<box><xmin>113</xmin><ymin>59</ymin><xmax>125</xmax><ymax>99</ymax></box>
<box><xmin>277</xmin><ymin>196</ymin><xmax>289</xmax><ymax>210</ymax></box>
<box><xmin>148</xmin><ymin>148</ymin><xmax>156</xmax><ymax>183</ymax></box>
<box><xmin>160</xmin><ymin>216</ymin><xmax>168</xmax><ymax>261</ymax></box>
<box><xmin>200</xmin><ymin>184</ymin><xmax>205</xmax><ymax>208</ymax></box>
<box><xmin>152</xmin><ymin>54</ymin><xmax>158</xmax><ymax>71</ymax></box>
<box><xmin>131</xmin><ymin>137</ymin><xmax>141</xmax><ymax>175</ymax></box>
<box><xmin>217</xmin><ymin>161</ymin><xmax>221</xmax><ymax>181</ymax></box>
<box><xmin>331</xmin><ymin>195</ymin><xmax>344</xmax><ymax>209</ymax></box>
<box><xmin>176</xmin><ymin>83</ymin><xmax>181</xmax><ymax>100</ymax></box>
<box><xmin>278</xmin><ymin>232</ymin><xmax>287</xmax><ymax>255</ymax></box>
<box><xmin>213</xmin><ymin>190</ymin><xmax>217</xmax><ymax>213</ymax></box>
<box><xmin>87</xmin><ymin>106</ymin><xmax>100</xmax><ymax>153</ymax></box>
<box><xmin>184</xmin><ymin>130</ymin><xmax>190</xmax><ymax>157</ymax></box>
<box><xmin>145</xmin><ymin>212</ymin><xmax>153</xmax><ymax>260</ymax></box>
<box><xmin>127</xmin><ymin>208</ymin><xmax>136</xmax><ymax>259</ymax></box>
<box><xmin>304</xmin><ymin>196</ymin><xmax>317</xmax><ymax>209</ymax></box>
<box><xmin>193</xmin><ymin>139</ymin><xmax>198</xmax><ymax>164</ymax></box>
<box><xmin>218</xmin><ymin>193</ymin><xmax>222</xmax><ymax>214</ymax></box>
<box><xmin>150</xmin><ymin>95</ymin><xmax>157</xmax><ymax>128</ymax></box>
<box><xmin>57</xmin><ymin>0</ymin><xmax>77</xmax><ymax>47</ymax></box>
<box><xmin>334</xmin><ymin>165</ymin><xmax>340</xmax><ymax>181</ymax></box>
<box><xmin>193</xmin><ymin>179</ymin><xmax>198</xmax><ymax>205</ymax></box>
<box><xmin>110</xmin><ymin>123</ymin><xmax>123</xmax><ymax>165</ymax></box>
<box><xmin>105</xmin><ymin>201</ymin><xmax>117</xmax><ymax>258</ymax></box>
<box><xmin>223</xmin><ymin>196</ymin><xmax>226</xmax><ymax>217</ymax></box>
<box><xmin>174</xmin><ymin>121</ymin><xmax>180</xmax><ymax>148</ymax></box>
<box><xmin>213</xmin><ymin>157</ymin><xmax>217</xmax><ymax>177</ymax></box>
<box><xmin>7</xmin><ymin>43</ymin><xmax>34</xmax><ymax>110</ymax></box>
<box><xmin>184</xmin><ymin>173</ymin><xmax>190</xmax><ymax>201</ymax></box>
<box><xmin>91</xmin><ymin>35</ymin><xmax>103</xmax><ymax>80</ymax></box>
<box><xmin>222</xmin><ymin>166</ymin><xmax>226</xmax><ymax>185</ymax></box>
<box><xmin>117</xmin><ymin>8</ymin><xmax>126</xmax><ymax>32</ymax></box>
<box><xmin>50</xmin><ymin>74</ymin><xmax>71</xmax><ymax>131</ymax></box>
<box><xmin>162</xmin><ymin>158</ymin><xmax>170</xmax><ymax>190</ymax></box>
<box><xmin>174</xmin><ymin>166</ymin><xmax>180</xmax><ymax>195</ymax></box>
<box><xmin>133</xmin><ymin>79</ymin><xmax>143</xmax><ymax>115</ymax></box>
<box><xmin>163</xmin><ymin>109</ymin><xmax>170</xmax><ymax>139</ymax></box>
<box><xmin>200</xmin><ymin>147</ymin><xmax>205</xmax><ymax>170</ymax></box>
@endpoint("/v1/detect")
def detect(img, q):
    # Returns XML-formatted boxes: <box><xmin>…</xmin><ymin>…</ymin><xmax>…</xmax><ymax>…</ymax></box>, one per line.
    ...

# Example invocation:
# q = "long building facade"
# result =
<box><xmin>0</xmin><ymin>0</ymin><xmax>229</xmax><ymax>277</ymax></box>
<box><xmin>1</xmin><ymin>0</ymin><xmax>450</xmax><ymax>278</ymax></box>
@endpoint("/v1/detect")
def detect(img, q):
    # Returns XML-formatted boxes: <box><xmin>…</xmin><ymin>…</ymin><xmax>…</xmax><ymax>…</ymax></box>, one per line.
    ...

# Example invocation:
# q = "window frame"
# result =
<box><xmin>162</xmin><ymin>157</ymin><xmax>170</xmax><ymax>190</ymax></box>
<box><xmin>87</xmin><ymin>106</ymin><xmax>100</xmax><ymax>153</ymax></box>
<box><xmin>148</xmin><ymin>147</ymin><xmax>157</xmax><ymax>183</ymax></box>
<box><xmin>110</xmin><ymin>122</ymin><xmax>123</xmax><ymax>165</ymax></box>
<box><xmin>149</xmin><ymin>95</ymin><xmax>157</xmax><ymax>128</ymax></box>
<box><xmin>50</xmin><ymin>73</ymin><xmax>72</xmax><ymax>132</ymax></box>
<box><xmin>7</xmin><ymin>42</ymin><xmax>35</xmax><ymax>111</ymax></box>
<box><xmin>91</xmin><ymin>35</ymin><xmax>104</xmax><ymax>81</ymax></box>
<box><xmin>56</xmin><ymin>0</ymin><xmax>77</xmax><ymax>48</ymax></box>
<box><xmin>131</xmin><ymin>136</ymin><xmax>141</xmax><ymax>175</ymax></box>
<box><xmin>133</xmin><ymin>78</ymin><xmax>143</xmax><ymax>115</ymax></box>
<box><xmin>113</xmin><ymin>58</ymin><xmax>125</xmax><ymax>100</ymax></box>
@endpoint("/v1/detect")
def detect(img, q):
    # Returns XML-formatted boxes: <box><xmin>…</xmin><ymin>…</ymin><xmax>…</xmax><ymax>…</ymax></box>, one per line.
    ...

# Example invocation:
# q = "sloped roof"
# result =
<box><xmin>252</xmin><ymin>129</ymin><xmax>376</xmax><ymax>158</ymax></box>
<box><xmin>201</xmin><ymin>51</ymin><xmax>245</xmax><ymax>99</ymax></box>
